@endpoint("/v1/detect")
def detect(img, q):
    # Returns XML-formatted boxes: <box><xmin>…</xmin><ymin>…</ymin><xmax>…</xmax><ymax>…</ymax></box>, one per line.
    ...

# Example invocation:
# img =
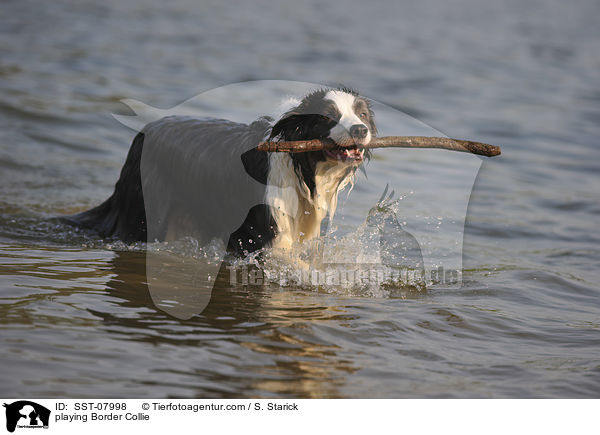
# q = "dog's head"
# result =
<box><xmin>269</xmin><ymin>87</ymin><xmax>376</xmax><ymax>195</ymax></box>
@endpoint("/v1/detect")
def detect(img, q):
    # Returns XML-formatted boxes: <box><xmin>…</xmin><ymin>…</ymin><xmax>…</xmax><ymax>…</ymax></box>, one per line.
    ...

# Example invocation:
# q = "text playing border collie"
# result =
<box><xmin>69</xmin><ymin>87</ymin><xmax>376</xmax><ymax>257</ymax></box>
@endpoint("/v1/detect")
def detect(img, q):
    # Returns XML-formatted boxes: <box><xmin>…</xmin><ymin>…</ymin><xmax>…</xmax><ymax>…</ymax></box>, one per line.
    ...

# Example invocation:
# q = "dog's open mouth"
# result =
<box><xmin>325</xmin><ymin>147</ymin><xmax>365</xmax><ymax>162</ymax></box>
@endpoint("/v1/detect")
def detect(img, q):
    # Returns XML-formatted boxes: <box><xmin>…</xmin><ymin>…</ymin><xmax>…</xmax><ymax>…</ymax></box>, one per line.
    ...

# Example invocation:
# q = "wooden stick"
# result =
<box><xmin>258</xmin><ymin>136</ymin><xmax>501</xmax><ymax>157</ymax></box>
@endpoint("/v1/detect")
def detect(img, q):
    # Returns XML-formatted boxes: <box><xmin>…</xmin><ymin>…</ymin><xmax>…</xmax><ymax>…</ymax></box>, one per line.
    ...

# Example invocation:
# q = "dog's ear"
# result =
<box><xmin>366</xmin><ymin>101</ymin><xmax>378</xmax><ymax>137</ymax></box>
<box><xmin>270</xmin><ymin>112</ymin><xmax>301</xmax><ymax>140</ymax></box>
<box><xmin>369</xmin><ymin>114</ymin><xmax>377</xmax><ymax>137</ymax></box>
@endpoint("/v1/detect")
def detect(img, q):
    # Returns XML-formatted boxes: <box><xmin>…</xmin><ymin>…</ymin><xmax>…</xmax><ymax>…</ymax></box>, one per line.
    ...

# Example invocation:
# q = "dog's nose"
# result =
<box><xmin>350</xmin><ymin>124</ymin><xmax>368</xmax><ymax>139</ymax></box>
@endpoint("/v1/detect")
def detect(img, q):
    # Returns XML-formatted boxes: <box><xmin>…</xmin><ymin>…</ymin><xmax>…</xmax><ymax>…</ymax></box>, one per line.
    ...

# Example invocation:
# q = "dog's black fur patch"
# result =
<box><xmin>66</xmin><ymin>132</ymin><xmax>147</xmax><ymax>242</ymax></box>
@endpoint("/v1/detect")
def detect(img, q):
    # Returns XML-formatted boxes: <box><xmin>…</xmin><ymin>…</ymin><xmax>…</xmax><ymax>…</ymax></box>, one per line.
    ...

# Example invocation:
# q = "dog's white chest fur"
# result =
<box><xmin>265</xmin><ymin>153</ymin><xmax>353</xmax><ymax>251</ymax></box>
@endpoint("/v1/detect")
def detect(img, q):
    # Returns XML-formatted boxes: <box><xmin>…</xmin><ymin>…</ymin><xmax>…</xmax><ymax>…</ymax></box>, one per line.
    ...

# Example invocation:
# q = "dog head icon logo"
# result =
<box><xmin>3</xmin><ymin>401</ymin><xmax>50</xmax><ymax>433</ymax></box>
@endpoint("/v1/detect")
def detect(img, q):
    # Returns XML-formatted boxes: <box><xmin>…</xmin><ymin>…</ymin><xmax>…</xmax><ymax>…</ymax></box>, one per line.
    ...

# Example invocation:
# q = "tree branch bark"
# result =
<box><xmin>257</xmin><ymin>136</ymin><xmax>501</xmax><ymax>157</ymax></box>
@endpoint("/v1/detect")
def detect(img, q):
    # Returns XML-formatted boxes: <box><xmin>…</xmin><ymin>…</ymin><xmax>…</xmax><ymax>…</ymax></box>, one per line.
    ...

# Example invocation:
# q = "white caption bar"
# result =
<box><xmin>0</xmin><ymin>399</ymin><xmax>596</xmax><ymax>435</ymax></box>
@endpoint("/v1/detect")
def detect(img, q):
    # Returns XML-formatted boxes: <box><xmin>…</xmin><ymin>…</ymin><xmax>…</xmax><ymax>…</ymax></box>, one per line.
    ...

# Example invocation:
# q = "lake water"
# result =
<box><xmin>1</xmin><ymin>0</ymin><xmax>599</xmax><ymax>398</ymax></box>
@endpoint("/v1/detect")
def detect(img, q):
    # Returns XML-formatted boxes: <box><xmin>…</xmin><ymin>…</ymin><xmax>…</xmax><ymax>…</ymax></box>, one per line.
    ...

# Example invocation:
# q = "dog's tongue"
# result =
<box><xmin>326</xmin><ymin>148</ymin><xmax>364</xmax><ymax>161</ymax></box>
<box><xmin>344</xmin><ymin>149</ymin><xmax>363</xmax><ymax>159</ymax></box>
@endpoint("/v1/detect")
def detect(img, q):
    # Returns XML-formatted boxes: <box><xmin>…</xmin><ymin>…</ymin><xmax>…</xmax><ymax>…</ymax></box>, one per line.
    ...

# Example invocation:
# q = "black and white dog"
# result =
<box><xmin>68</xmin><ymin>87</ymin><xmax>376</xmax><ymax>257</ymax></box>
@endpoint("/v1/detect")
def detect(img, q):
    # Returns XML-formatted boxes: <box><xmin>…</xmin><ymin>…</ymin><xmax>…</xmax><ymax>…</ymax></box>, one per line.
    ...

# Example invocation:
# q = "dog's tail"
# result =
<box><xmin>62</xmin><ymin>132</ymin><xmax>147</xmax><ymax>242</ymax></box>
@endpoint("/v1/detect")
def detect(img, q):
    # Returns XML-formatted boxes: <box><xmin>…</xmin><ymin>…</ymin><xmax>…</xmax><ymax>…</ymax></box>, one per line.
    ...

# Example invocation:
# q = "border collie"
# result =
<box><xmin>68</xmin><ymin>87</ymin><xmax>376</xmax><ymax>257</ymax></box>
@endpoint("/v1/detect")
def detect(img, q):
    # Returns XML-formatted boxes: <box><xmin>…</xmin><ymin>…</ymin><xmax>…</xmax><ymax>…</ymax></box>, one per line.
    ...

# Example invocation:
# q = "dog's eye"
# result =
<box><xmin>360</xmin><ymin>112</ymin><xmax>368</xmax><ymax>119</ymax></box>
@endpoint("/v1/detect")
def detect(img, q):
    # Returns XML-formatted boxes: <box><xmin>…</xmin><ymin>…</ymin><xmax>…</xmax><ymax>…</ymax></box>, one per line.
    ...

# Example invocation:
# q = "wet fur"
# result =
<box><xmin>66</xmin><ymin>88</ymin><xmax>376</xmax><ymax>257</ymax></box>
